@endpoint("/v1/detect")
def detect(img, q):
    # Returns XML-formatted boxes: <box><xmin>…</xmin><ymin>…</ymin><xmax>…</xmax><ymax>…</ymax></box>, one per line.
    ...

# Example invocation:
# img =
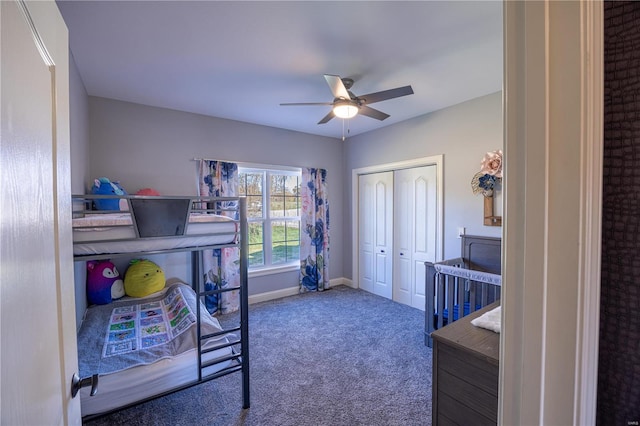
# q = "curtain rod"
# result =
<box><xmin>192</xmin><ymin>158</ymin><xmax>303</xmax><ymax>173</ymax></box>
<box><xmin>192</xmin><ymin>157</ymin><xmax>236</xmax><ymax>163</ymax></box>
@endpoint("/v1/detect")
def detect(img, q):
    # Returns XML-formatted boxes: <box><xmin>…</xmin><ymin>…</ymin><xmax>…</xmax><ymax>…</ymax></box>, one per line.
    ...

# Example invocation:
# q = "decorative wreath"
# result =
<box><xmin>471</xmin><ymin>150</ymin><xmax>503</xmax><ymax>197</ymax></box>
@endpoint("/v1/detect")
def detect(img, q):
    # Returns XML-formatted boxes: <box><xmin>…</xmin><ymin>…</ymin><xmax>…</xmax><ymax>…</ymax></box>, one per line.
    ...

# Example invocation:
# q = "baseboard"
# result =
<box><xmin>330</xmin><ymin>277</ymin><xmax>356</xmax><ymax>289</ymax></box>
<box><xmin>248</xmin><ymin>277</ymin><xmax>355</xmax><ymax>304</ymax></box>
<box><xmin>248</xmin><ymin>286</ymin><xmax>299</xmax><ymax>304</ymax></box>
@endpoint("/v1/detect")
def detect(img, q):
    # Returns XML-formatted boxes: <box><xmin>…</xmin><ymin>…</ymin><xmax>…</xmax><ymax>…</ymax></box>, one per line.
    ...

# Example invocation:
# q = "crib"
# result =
<box><xmin>424</xmin><ymin>235</ymin><xmax>501</xmax><ymax>347</ymax></box>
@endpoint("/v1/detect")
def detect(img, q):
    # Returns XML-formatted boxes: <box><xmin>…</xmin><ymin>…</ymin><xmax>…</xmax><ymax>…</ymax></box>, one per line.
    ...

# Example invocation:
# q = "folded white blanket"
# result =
<box><xmin>471</xmin><ymin>305</ymin><xmax>501</xmax><ymax>333</ymax></box>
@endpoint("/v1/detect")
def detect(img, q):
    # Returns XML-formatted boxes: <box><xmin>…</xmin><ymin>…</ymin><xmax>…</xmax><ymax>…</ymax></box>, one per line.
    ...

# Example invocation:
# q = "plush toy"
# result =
<box><xmin>135</xmin><ymin>188</ymin><xmax>161</xmax><ymax>196</ymax></box>
<box><xmin>87</xmin><ymin>260</ymin><xmax>125</xmax><ymax>305</ymax></box>
<box><xmin>124</xmin><ymin>259</ymin><xmax>165</xmax><ymax>298</ymax></box>
<box><xmin>91</xmin><ymin>177</ymin><xmax>127</xmax><ymax>210</ymax></box>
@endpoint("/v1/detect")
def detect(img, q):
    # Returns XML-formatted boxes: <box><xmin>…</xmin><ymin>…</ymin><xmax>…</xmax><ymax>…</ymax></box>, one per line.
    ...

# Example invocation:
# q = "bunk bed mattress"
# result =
<box><xmin>73</xmin><ymin>213</ymin><xmax>237</xmax><ymax>255</ymax></box>
<box><xmin>77</xmin><ymin>283</ymin><xmax>235</xmax><ymax>416</ymax></box>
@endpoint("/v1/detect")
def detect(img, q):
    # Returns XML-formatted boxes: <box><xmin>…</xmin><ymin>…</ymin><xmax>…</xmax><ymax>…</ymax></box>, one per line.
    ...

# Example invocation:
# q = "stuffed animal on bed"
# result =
<box><xmin>91</xmin><ymin>177</ymin><xmax>128</xmax><ymax>210</ymax></box>
<box><xmin>87</xmin><ymin>260</ymin><xmax>125</xmax><ymax>305</ymax></box>
<box><xmin>135</xmin><ymin>188</ymin><xmax>161</xmax><ymax>196</ymax></box>
<box><xmin>124</xmin><ymin>259</ymin><xmax>166</xmax><ymax>298</ymax></box>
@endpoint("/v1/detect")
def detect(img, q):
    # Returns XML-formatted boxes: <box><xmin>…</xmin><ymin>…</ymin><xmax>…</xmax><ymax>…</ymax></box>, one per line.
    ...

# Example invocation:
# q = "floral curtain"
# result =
<box><xmin>300</xmin><ymin>168</ymin><xmax>330</xmax><ymax>292</ymax></box>
<box><xmin>198</xmin><ymin>160</ymin><xmax>240</xmax><ymax>314</ymax></box>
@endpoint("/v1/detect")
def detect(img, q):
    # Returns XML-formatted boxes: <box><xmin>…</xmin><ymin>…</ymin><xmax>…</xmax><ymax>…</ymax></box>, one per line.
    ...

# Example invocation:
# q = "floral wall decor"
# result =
<box><xmin>471</xmin><ymin>149</ymin><xmax>502</xmax><ymax>226</ymax></box>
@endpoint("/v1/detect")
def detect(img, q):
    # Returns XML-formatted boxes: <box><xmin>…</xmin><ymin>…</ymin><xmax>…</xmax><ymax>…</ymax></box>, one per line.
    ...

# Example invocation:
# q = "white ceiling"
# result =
<box><xmin>57</xmin><ymin>1</ymin><xmax>503</xmax><ymax>140</ymax></box>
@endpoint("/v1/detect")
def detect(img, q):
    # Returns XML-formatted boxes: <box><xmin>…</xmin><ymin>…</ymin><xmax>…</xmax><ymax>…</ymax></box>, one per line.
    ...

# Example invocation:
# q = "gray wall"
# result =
<box><xmin>70</xmin><ymin>86</ymin><xmax>502</xmax><ymax>319</ymax></box>
<box><xmin>88</xmin><ymin>97</ymin><xmax>345</xmax><ymax>295</ymax></box>
<box><xmin>344</xmin><ymin>91</ymin><xmax>503</xmax><ymax>273</ymax></box>
<box><xmin>69</xmin><ymin>52</ymin><xmax>89</xmax><ymax>194</ymax></box>
<box><xmin>69</xmin><ymin>52</ymin><xmax>90</xmax><ymax>330</ymax></box>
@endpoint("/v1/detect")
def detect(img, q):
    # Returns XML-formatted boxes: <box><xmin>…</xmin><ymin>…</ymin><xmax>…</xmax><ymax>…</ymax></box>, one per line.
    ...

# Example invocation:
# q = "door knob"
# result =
<box><xmin>71</xmin><ymin>373</ymin><xmax>99</xmax><ymax>398</ymax></box>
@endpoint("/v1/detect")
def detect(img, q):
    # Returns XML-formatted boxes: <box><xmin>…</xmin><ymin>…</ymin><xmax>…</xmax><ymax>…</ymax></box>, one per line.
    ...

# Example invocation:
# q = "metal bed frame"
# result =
<box><xmin>72</xmin><ymin>194</ymin><xmax>250</xmax><ymax>419</ymax></box>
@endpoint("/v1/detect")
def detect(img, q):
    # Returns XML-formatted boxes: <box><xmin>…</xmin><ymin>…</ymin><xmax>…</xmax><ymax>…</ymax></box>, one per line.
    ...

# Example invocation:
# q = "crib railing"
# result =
<box><xmin>424</xmin><ymin>259</ymin><xmax>501</xmax><ymax>347</ymax></box>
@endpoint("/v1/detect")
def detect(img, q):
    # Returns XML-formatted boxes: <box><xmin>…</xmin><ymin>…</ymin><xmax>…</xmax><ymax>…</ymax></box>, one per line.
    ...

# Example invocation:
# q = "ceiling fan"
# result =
<box><xmin>280</xmin><ymin>74</ymin><xmax>414</xmax><ymax>125</ymax></box>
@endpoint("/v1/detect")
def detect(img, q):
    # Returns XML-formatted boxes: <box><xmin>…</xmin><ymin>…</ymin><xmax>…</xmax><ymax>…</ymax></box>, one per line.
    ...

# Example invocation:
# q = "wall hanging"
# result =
<box><xmin>471</xmin><ymin>149</ymin><xmax>502</xmax><ymax>226</ymax></box>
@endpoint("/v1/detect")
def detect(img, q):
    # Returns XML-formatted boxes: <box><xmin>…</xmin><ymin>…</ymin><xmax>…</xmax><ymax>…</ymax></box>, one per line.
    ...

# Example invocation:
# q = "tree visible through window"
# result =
<box><xmin>239</xmin><ymin>168</ymin><xmax>301</xmax><ymax>270</ymax></box>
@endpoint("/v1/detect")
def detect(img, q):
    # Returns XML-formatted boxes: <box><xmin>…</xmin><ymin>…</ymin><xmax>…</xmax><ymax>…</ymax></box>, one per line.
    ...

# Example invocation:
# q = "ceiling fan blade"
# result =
<box><xmin>358</xmin><ymin>105</ymin><xmax>390</xmax><ymax>121</ymax></box>
<box><xmin>280</xmin><ymin>102</ymin><xmax>333</xmax><ymax>106</ymax></box>
<box><xmin>358</xmin><ymin>85</ymin><xmax>414</xmax><ymax>105</ymax></box>
<box><xmin>324</xmin><ymin>74</ymin><xmax>350</xmax><ymax>100</ymax></box>
<box><xmin>317</xmin><ymin>110</ymin><xmax>335</xmax><ymax>124</ymax></box>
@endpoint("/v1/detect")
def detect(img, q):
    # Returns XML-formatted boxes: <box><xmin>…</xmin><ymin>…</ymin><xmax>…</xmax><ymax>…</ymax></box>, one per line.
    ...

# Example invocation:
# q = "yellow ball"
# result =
<box><xmin>124</xmin><ymin>259</ymin><xmax>165</xmax><ymax>298</ymax></box>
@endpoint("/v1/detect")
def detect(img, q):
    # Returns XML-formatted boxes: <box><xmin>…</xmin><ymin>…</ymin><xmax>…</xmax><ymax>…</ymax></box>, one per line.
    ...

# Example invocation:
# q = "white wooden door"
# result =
<box><xmin>358</xmin><ymin>172</ymin><xmax>393</xmax><ymax>299</ymax></box>
<box><xmin>393</xmin><ymin>166</ymin><xmax>437</xmax><ymax>310</ymax></box>
<box><xmin>1</xmin><ymin>1</ymin><xmax>81</xmax><ymax>424</ymax></box>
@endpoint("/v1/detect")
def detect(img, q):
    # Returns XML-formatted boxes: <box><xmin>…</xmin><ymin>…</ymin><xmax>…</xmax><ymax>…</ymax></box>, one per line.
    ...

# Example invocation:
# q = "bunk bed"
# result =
<box><xmin>72</xmin><ymin>194</ymin><xmax>249</xmax><ymax>418</ymax></box>
<box><xmin>424</xmin><ymin>234</ymin><xmax>501</xmax><ymax>347</ymax></box>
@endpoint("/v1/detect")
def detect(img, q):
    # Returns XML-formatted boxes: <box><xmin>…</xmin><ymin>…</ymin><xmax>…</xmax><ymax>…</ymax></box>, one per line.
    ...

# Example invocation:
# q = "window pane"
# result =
<box><xmin>249</xmin><ymin>245</ymin><xmax>264</xmax><ymax>267</ymax></box>
<box><xmin>270</xmin><ymin>195</ymin><xmax>284</xmax><ymax>217</ymax></box>
<box><xmin>270</xmin><ymin>174</ymin><xmax>285</xmax><ymax>195</ymax></box>
<box><xmin>248</xmin><ymin>222</ymin><xmax>264</xmax><ymax>267</ymax></box>
<box><xmin>247</xmin><ymin>195</ymin><xmax>263</xmax><ymax>218</ymax></box>
<box><xmin>286</xmin><ymin>221</ymin><xmax>300</xmax><ymax>262</ymax></box>
<box><xmin>239</xmin><ymin>169</ymin><xmax>301</xmax><ymax>270</ymax></box>
<box><xmin>284</xmin><ymin>175</ymin><xmax>299</xmax><ymax>196</ymax></box>
<box><xmin>288</xmin><ymin>175</ymin><xmax>301</xmax><ymax>217</ymax></box>
<box><xmin>239</xmin><ymin>173</ymin><xmax>246</xmax><ymax>195</ymax></box>
<box><xmin>284</xmin><ymin>195</ymin><xmax>298</xmax><ymax>217</ymax></box>
<box><xmin>271</xmin><ymin>220</ymin><xmax>286</xmax><ymax>264</ymax></box>
<box><xmin>271</xmin><ymin>220</ymin><xmax>300</xmax><ymax>264</ymax></box>
<box><xmin>243</xmin><ymin>173</ymin><xmax>263</xmax><ymax>196</ymax></box>
<box><xmin>271</xmin><ymin>220</ymin><xmax>285</xmax><ymax>243</ymax></box>
<box><xmin>240</xmin><ymin>172</ymin><xmax>263</xmax><ymax>218</ymax></box>
<box><xmin>286</xmin><ymin>220</ymin><xmax>300</xmax><ymax>241</ymax></box>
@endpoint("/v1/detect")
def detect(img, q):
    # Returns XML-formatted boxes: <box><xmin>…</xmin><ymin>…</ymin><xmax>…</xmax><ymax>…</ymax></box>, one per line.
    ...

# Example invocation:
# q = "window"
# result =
<box><xmin>238</xmin><ymin>166</ymin><xmax>301</xmax><ymax>273</ymax></box>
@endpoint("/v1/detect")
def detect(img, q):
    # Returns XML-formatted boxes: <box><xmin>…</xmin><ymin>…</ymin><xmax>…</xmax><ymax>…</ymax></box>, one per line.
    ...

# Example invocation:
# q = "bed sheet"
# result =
<box><xmin>77</xmin><ymin>283</ymin><xmax>235</xmax><ymax>416</ymax></box>
<box><xmin>80</xmin><ymin>346</ymin><xmax>234</xmax><ymax>416</ymax></box>
<box><xmin>73</xmin><ymin>213</ymin><xmax>237</xmax><ymax>255</ymax></box>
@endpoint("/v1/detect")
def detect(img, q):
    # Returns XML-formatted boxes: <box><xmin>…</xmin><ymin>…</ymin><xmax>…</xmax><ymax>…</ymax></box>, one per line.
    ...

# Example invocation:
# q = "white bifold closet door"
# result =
<box><xmin>358</xmin><ymin>171</ymin><xmax>394</xmax><ymax>299</ymax></box>
<box><xmin>358</xmin><ymin>166</ymin><xmax>437</xmax><ymax>309</ymax></box>
<box><xmin>392</xmin><ymin>166</ymin><xmax>437</xmax><ymax>310</ymax></box>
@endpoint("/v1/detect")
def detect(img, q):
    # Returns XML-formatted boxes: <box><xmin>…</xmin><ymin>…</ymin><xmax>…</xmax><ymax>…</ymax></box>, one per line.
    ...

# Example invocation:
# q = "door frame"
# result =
<box><xmin>501</xmin><ymin>1</ymin><xmax>602</xmax><ymax>424</ymax></box>
<box><xmin>351</xmin><ymin>155</ymin><xmax>443</xmax><ymax>292</ymax></box>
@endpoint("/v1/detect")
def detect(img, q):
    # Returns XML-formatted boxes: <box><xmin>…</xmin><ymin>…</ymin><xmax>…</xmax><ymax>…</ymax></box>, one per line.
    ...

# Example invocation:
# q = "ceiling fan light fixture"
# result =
<box><xmin>333</xmin><ymin>101</ymin><xmax>359</xmax><ymax>119</ymax></box>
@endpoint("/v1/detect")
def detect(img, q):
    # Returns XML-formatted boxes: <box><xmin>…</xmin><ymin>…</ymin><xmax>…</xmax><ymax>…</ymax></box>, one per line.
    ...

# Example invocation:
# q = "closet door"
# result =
<box><xmin>358</xmin><ymin>171</ymin><xmax>393</xmax><ymax>299</ymax></box>
<box><xmin>393</xmin><ymin>166</ymin><xmax>437</xmax><ymax>310</ymax></box>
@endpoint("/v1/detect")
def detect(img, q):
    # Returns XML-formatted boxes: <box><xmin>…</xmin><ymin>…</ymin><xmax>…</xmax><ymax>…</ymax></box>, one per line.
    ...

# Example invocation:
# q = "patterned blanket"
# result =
<box><xmin>78</xmin><ymin>283</ymin><xmax>226</xmax><ymax>376</ymax></box>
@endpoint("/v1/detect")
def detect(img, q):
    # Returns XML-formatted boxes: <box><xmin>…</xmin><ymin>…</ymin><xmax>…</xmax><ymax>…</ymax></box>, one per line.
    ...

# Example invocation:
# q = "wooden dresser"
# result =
<box><xmin>431</xmin><ymin>302</ymin><xmax>500</xmax><ymax>425</ymax></box>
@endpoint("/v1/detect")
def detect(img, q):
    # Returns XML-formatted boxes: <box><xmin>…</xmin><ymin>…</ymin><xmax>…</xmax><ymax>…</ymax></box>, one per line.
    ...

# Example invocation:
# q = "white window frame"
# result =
<box><xmin>238</xmin><ymin>164</ymin><xmax>302</xmax><ymax>277</ymax></box>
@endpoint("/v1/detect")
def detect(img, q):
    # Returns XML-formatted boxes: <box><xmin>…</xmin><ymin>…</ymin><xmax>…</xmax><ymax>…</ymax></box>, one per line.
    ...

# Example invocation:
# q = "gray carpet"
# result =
<box><xmin>85</xmin><ymin>285</ymin><xmax>433</xmax><ymax>426</ymax></box>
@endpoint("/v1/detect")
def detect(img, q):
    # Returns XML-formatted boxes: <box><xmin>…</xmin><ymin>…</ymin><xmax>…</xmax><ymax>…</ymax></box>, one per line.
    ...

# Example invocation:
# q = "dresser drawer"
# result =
<box><xmin>431</xmin><ymin>303</ymin><xmax>500</xmax><ymax>426</ymax></box>
<box><xmin>438</xmin><ymin>343</ymin><xmax>499</xmax><ymax>397</ymax></box>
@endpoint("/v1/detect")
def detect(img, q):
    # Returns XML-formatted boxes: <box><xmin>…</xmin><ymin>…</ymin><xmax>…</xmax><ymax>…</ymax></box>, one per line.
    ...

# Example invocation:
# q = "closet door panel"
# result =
<box><xmin>373</xmin><ymin>174</ymin><xmax>393</xmax><ymax>299</ymax></box>
<box><xmin>358</xmin><ymin>179</ymin><xmax>375</xmax><ymax>293</ymax></box>
<box><xmin>393</xmin><ymin>177</ymin><xmax>412</xmax><ymax>305</ymax></box>
<box><xmin>358</xmin><ymin>172</ymin><xmax>393</xmax><ymax>299</ymax></box>
<box><xmin>410</xmin><ymin>166</ymin><xmax>437</xmax><ymax>309</ymax></box>
<box><xmin>393</xmin><ymin>166</ymin><xmax>437</xmax><ymax>310</ymax></box>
